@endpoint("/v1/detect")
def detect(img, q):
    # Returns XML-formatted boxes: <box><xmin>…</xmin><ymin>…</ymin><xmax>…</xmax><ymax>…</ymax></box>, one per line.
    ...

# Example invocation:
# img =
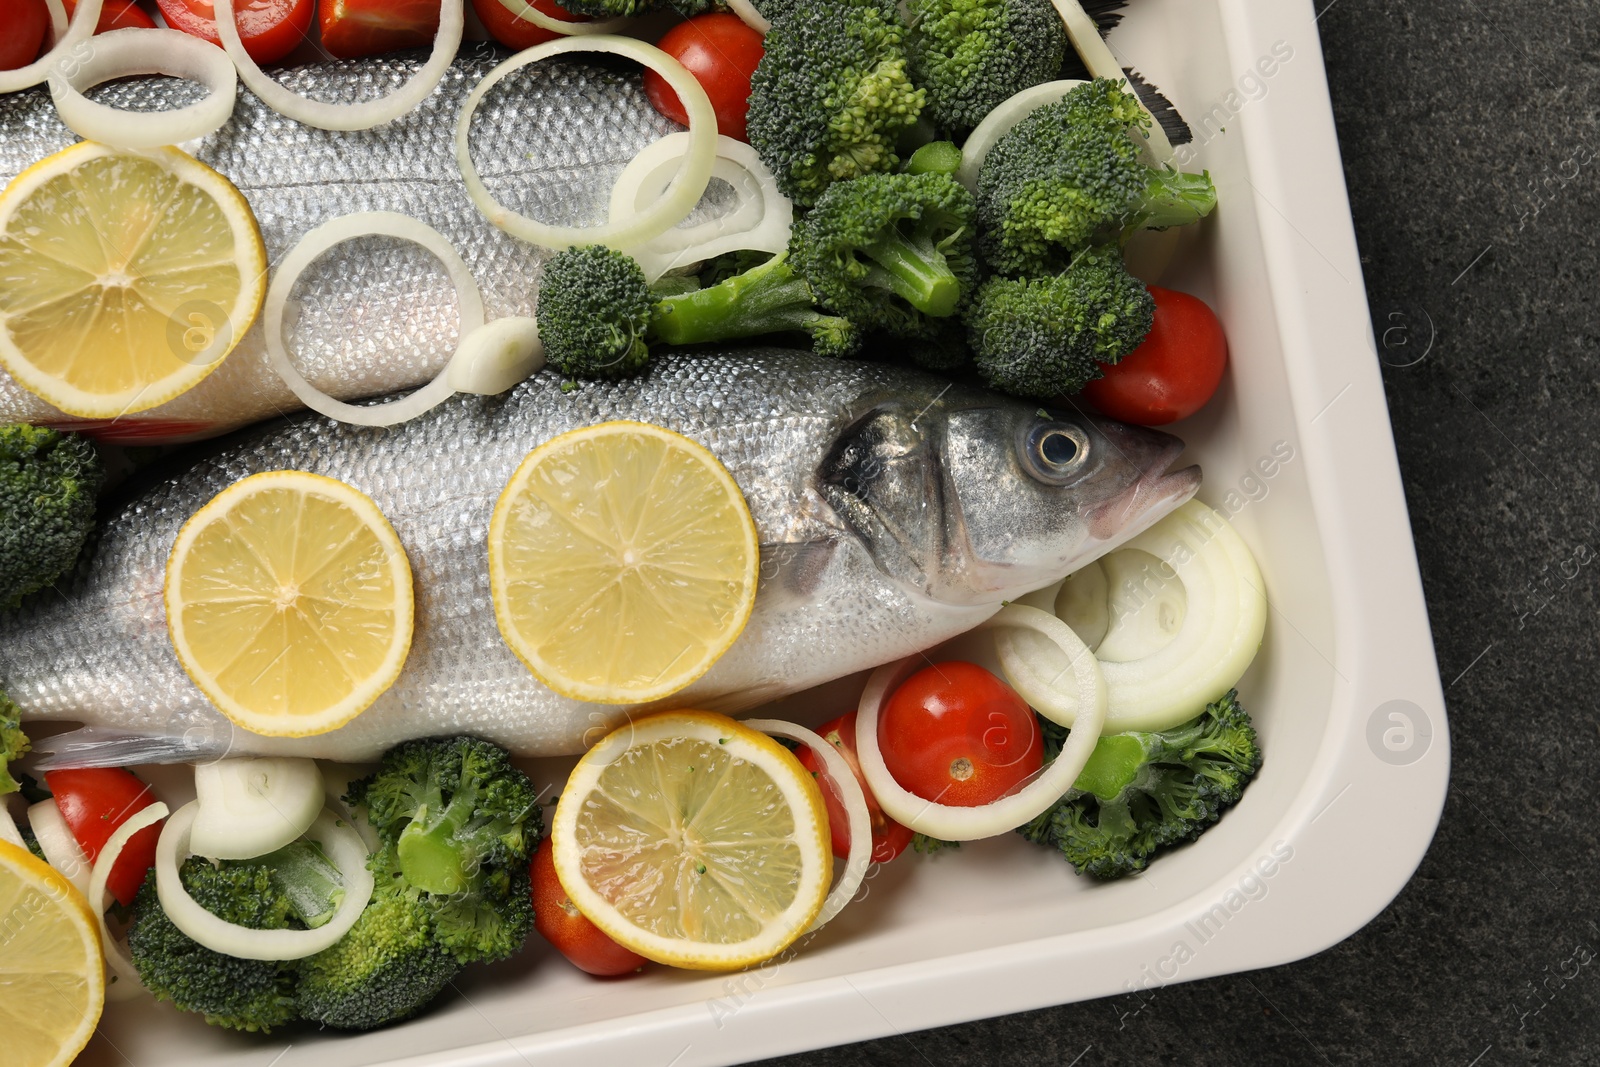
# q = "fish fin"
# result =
<box><xmin>31</xmin><ymin>726</ymin><xmax>234</xmax><ymax>770</ymax></box>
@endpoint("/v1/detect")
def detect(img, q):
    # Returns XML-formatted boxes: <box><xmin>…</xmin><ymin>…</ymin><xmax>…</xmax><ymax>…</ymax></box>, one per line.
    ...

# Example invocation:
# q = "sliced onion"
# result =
<box><xmin>0</xmin><ymin>0</ymin><xmax>102</xmax><ymax>94</ymax></box>
<box><xmin>457</xmin><ymin>36</ymin><xmax>717</xmax><ymax>253</ymax></box>
<box><xmin>726</xmin><ymin>0</ymin><xmax>771</xmax><ymax>34</ymax></box>
<box><xmin>611</xmin><ymin>133</ymin><xmax>793</xmax><ymax>282</ymax></box>
<box><xmin>191</xmin><ymin>758</ymin><xmax>324</xmax><ymax>862</ymax></box>
<box><xmin>1047</xmin><ymin>0</ymin><xmax>1174</xmax><ymax>163</ymax></box>
<box><xmin>89</xmin><ymin>801</ymin><xmax>168</xmax><ymax>1001</ymax></box>
<box><xmin>28</xmin><ymin>799</ymin><xmax>92</xmax><ymax>899</ymax></box>
<box><xmin>491</xmin><ymin>0</ymin><xmax>630</xmax><ymax>35</ymax></box>
<box><xmin>446</xmin><ymin>316</ymin><xmax>544</xmax><ymax>396</ymax></box>
<box><xmin>956</xmin><ymin>79</ymin><xmax>1086</xmax><ymax>191</ymax></box>
<box><xmin>743</xmin><ymin>719</ymin><xmax>870</xmax><ymax>933</ymax></box>
<box><xmin>266</xmin><ymin>211</ymin><xmax>488</xmax><ymax>427</ymax></box>
<box><xmin>46</xmin><ymin>29</ymin><xmax>237</xmax><ymax>150</ymax></box>
<box><xmin>0</xmin><ymin>805</ymin><xmax>23</xmax><ymax>849</ymax></box>
<box><xmin>44</xmin><ymin>0</ymin><xmax>68</xmax><ymax>40</ymax></box>
<box><xmin>156</xmin><ymin>802</ymin><xmax>374</xmax><ymax>962</ymax></box>
<box><xmin>853</xmin><ymin>605</ymin><xmax>1107</xmax><ymax>841</ymax></box>
<box><xmin>215</xmin><ymin>0</ymin><xmax>462</xmax><ymax>131</ymax></box>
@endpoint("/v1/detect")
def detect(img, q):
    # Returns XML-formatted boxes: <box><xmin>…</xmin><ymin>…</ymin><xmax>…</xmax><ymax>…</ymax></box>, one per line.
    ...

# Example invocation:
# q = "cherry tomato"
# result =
<box><xmin>1082</xmin><ymin>285</ymin><xmax>1229</xmax><ymax>426</ymax></box>
<box><xmin>878</xmin><ymin>662</ymin><xmax>1043</xmax><ymax>807</ymax></box>
<box><xmin>642</xmin><ymin>12</ymin><xmax>764</xmax><ymax>143</ymax></box>
<box><xmin>796</xmin><ymin>711</ymin><xmax>914</xmax><ymax>864</ymax></box>
<box><xmin>531</xmin><ymin>835</ymin><xmax>646</xmax><ymax>977</ymax></box>
<box><xmin>319</xmin><ymin>0</ymin><xmax>439</xmax><ymax>59</ymax></box>
<box><xmin>470</xmin><ymin>0</ymin><xmax>585</xmax><ymax>51</ymax></box>
<box><xmin>62</xmin><ymin>0</ymin><xmax>159</xmax><ymax>30</ymax></box>
<box><xmin>0</xmin><ymin>0</ymin><xmax>50</xmax><ymax>71</ymax></box>
<box><xmin>156</xmin><ymin>0</ymin><xmax>314</xmax><ymax>67</ymax></box>
<box><xmin>45</xmin><ymin>768</ymin><xmax>164</xmax><ymax>908</ymax></box>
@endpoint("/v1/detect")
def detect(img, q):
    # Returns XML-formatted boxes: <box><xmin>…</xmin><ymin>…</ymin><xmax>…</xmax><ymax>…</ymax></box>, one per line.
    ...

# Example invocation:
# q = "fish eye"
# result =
<box><xmin>1022</xmin><ymin>422</ymin><xmax>1090</xmax><ymax>484</ymax></box>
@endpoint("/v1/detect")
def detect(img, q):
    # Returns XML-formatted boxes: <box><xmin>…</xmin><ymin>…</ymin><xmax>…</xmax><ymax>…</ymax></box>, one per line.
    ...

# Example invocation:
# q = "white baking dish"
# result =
<box><xmin>74</xmin><ymin>0</ymin><xmax>1448</xmax><ymax>1062</ymax></box>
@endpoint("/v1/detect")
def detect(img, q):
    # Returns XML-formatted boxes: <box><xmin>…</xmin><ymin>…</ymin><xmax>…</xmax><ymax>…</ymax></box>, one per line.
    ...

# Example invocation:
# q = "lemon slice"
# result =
<box><xmin>166</xmin><ymin>470</ymin><xmax>415</xmax><ymax>738</ymax></box>
<box><xmin>489</xmin><ymin>421</ymin><xmax>759</xmax><ymax>705</ymax></box>
<box><xmin>551</xmin><ymin>711</ymin><xmax>832</xmax><ymax>970</ymax></box>
<box><xmin>0</xmin><ymin>840</ymin><xmax>105</xmax><ymax>1067</ymax></box>
<box><xmin>0</xmin><ymin>142</ymin><xmax>267</xmax><ymax>418</ymax></box>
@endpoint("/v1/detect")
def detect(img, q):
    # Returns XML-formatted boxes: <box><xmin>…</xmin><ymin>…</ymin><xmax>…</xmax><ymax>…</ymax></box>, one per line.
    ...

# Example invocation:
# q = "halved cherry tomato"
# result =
<box><xmin>642</xmin><ymin>12</ymin><xmax>764</xmax><ymax>143</ymax></box>
<box><xmin>796</xmin><ymin>711</ymin><xmax>913</xmax><ymax>864</ymax></box>
<box><xmin>319</xmin><ymin>0</ymin><xmax>438</xmax><ymax>60</ymax></box>
<box><xmin>156</xmin><ymin>0</ymin><xmax>314</xmax><ymax>67</ymax></box>
<box><xmin>531</xmin><ymin>835</ymin><xmax>646</xmax><ymax>977</ymax></box>
<box><xmin>1083</xmin><ymin>286</ymin><xmax>1229</xmax><ymax>426</ymax></box>
<box><xmin>470</xmin><ymin>0</ymin><xmax>585</xmax><ymax>51</ymax></box>
<box><xmin>0</xmin><ymin>0</ymin><xmax>50</xmax><ymax>71</ymax></box>
<box><xmin>62</xmin><ymin>0</ymin><xmax>159</xmax><ymax>30</ymax></box>
<box><xmin>878</xmin><ymin>661</ymin><xmax>1043</xmax><ymax>807</ymax></box>
<box><xmin>45</xmin><ymin>768</ymin><xmax>164</xmax><ymax>908</ymax></box>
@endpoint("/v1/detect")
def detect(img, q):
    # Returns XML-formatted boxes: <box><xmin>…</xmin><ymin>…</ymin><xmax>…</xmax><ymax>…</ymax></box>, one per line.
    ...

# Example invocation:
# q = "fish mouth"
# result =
<box><xmin>1087</xmin><ymin>427</ymin><xmax>1203</xmax><ymax>545</ymax></box>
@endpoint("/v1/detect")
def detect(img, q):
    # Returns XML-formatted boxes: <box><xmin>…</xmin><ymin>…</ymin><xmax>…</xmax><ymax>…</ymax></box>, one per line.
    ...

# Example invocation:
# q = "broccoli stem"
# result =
<box><xmin>1135</xmin><ymin>168</ymin><xmax>1218</xmax><ymax>230</ymax></box>
<box><xmin>863</xmin><ymin>230</ymin><xmax>962</xmax><ymax>318</ymax></box>
<box><xmin>262</xmin><ymin>840</ymin><xmax>346</xmax><ymax>930</ymax></box>
<box><xmin>650</xmin><ymin>255</ymin><xmax>834</xmax><ymax>346</ymax></box>
<box><xmin>397</xmin><ymin>791</ymin><xmax>479</xmax><ymax>896</ymax></box>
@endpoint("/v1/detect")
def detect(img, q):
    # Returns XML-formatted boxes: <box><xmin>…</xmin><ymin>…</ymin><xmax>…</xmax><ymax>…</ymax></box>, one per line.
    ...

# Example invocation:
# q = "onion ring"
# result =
<box><xmin>44</xmin><ymin>0</ymin><xmax>68</xmax><ymax>41</ymax></box>
<box><xmin>744</xmin><ymin>719</ymin><xmax>871</xmax><ymax>933</ymax></box>
<box><xmin>215</xmin><ymin>0</ymin><xmax>463</xmax><ymax>131</ymax></box>
<box><xmin>456</xmin><ymin>36</ymin><xmax>717</xmax><ymax>253</ymax></box>
<box><xmin>0</xmin><ymin>0</ymin><xmax>103</xmax><ymax>94</ymax></box>
<box><xmin>47</xmin><ymin>28</ymin><xmax>238</xmax><ymax>150</ymax></box>
<box><xmin>156</xmin><ymin>802</ymin><xmax>374</xmax><ymax>961</ymax></box>
<box><xmin>491</xmin><ymin>0</ymin><xmax>630</xmax><ymax>35</ymax></box>
<box><xmin>726</xmin><ymin>0</ymin><xmax>771</xmax><ymax>34</ymax></box>
<box><xmin>852</xmin><ymin>606</ymin><xmax>1107</xmax><ymax>841</ymax></box>
<box><xmin>28</xmin><ymin>799</ymin><xmax>92</xmax><ymax>899</ymax></box>
<box><xmin>89</xmin><ymin>802</ymin><xmax>168</xmax><ymax>1001</ymax></box>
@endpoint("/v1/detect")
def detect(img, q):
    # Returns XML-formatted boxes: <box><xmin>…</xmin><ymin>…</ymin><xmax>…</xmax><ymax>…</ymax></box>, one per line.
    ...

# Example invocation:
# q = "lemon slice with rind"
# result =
<box><xmin>0</xmin><ymin>840</ymin><xmax>105</xmax><ymax>1067</ymax></box>
<box><xmin>551</xmin><ymin>711</ymin><xmax>832</xmax><ymax>970</ymax></box>
<box><xmin>166</xmin><ymin>470</ymin><xmax>415</xmax><ymax>738</ymax></box>
<box><xmin>489</xmin><ymin>421</ymin><xmax>759</xmax><ymax>705</ymax></box>
<box><xmin>0</xmin><ymin>142</ymin><xmax>266</xmax><ymax>418</ymax></box>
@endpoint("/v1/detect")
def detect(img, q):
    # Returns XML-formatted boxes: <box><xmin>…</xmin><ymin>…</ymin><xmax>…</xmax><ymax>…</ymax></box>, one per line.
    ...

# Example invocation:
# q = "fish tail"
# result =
<box><xmin>31</xmin><ymin>726</ymin><xmax>235</xmax><ymax>770</ymax></box>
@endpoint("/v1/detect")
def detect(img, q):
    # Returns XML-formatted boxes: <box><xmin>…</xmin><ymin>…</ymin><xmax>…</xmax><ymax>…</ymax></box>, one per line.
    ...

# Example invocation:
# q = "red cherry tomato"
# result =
<box><xmin>45</xmin><ymin>768</ymin><xmax>164</xmax><ymax>908</ymax></box>
<box><xmin>156</xmin><ymin>0</ymin><xmax>314</xmax><ymax>66</ymax></box>
<box><xmin>878</xmin><ymin>662</ymin><xmax>1043</xmax><ymax>807</ymax></box>
<box><xmin>0</xmin><ymin>0</ymin><xmax>50</xmax><ymax>71</ymax></box>
<box><xmin>319</xmin><ymin>0</ymin><xmax>439</xmax><ymax>59</ymax></box>
<box><xmin>531</xmin><ymin>835</ymin><xmax>646</xmax><ymax>977</ymax></box>
<box><xmin>470</xmin><ymin>0</ymin><xmax>585</xmax><ymax>51</ymax></box>
<box><xmin>642</xmin><ymin>12</ymin><xmax>764</xmax><ymax>143</ymax></box>
<box><xmin>1082</xmin><ymin>286</ymin><xmax>1229</xmax><ymax>426</ymax></box>
<box><xmin>62</xmin><ymin>0</ymin><xmax>159</xmax><ymax>30</ymax></box>
<box><xmin>796</xmin><ymin>711</ymin><xmax>914</xmax><ymax>864</ymax></box>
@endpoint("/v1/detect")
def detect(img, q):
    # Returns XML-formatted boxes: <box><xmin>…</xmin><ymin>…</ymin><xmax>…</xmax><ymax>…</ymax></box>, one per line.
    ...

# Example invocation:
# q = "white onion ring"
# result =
<box><xmin>44</xmin><ymin>0</ymin><xmax>68</xmax><ymax>41</ymax></box>
<box><xmin>266</xmin><ymin>211</ymin><xmax>488</xmax><ymax>428</ymax></box>
<box><xmin>215</xmin><ymin>0</ymin><xmax>463</xmax><ymax>131</ymax></box>
<box><xmin>852</xmin><ymin>606</ymin><xmax>1107</xmax><ymax>841</ymax></box>
<box><xmin>0</xmin><ymin>806</ymin><xmax>23</xmax><ymax>850</ymax></box>
<box><xmin>726</xmin><ymin>0</ymin><xmax>771</xmax><ymax>34</ymax></box>
<box><xmin>0</xmin><ymin>0</ymin><xmax>103</xmax><ymax>94</ymax></box>
<box><xmin>156</xmin><ymin>802</ymin><xmax>374</xmax><ymax>962</ymax></box>
<box><xmin>491</xmin><ymin>0</ymin><xmax>630</xmax><ymax>35</ymax></box>
<box><xmin>28</xmin><ymin>799</ymin><xmax>92</xmax><ymax>899</ymax></box>
<box><xmin>456</xmin><ymin>36</ymin><xmax>717</xmax><ymax>253</ymax></box>
<box><xmin>46</xmin><ymin>28</ymin><xmax>238</xmax><ymax>150</ymax></box>
<box><xmin>89</xmin><ymin>801</ymin><xmax>168</xmax><ymax>1001</ymax></box>
<box><xmin>743</xmin><ymin>719</ymin><xmax>871</xmax><ymax>933</ymax></box>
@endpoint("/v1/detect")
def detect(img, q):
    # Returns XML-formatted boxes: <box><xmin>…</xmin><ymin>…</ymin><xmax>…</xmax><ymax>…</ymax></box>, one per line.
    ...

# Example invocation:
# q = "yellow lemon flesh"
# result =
<box><xmin>166</xmin><ymin>470</ymin><xmax>414</xmax><ymax>737</ymax></box>
<box><xmin>0</xmin><ymin>840</ymin><xmax>105</xmax><ymax>1067</ymax></box>
<box><xmin>551</xmin><ymin>711</ymin><xmax>832</xmax><ymax>970</ymax></box>
<box><xmin>489</xmin><ymin>421</ymin><xmax>759</xmax><ymax>705</ymax></box>
<box><xmin>0</xmin><ymin>142</ymin><xmax>266</xmax><ymax>418</ymax></box>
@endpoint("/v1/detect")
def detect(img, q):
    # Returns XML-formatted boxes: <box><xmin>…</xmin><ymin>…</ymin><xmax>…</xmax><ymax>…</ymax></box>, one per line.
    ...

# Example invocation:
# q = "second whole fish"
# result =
<box><xmin>4</xmin><ymin>349</ymin><xmax>1202</xmax><ymax>763</ymax></box>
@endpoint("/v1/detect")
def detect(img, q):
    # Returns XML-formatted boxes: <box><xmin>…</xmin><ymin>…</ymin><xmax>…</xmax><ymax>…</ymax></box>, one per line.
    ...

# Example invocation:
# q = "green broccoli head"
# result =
<box><xmin>791</xmin><ymin>171</ymin><xmax>978</xmax><ymax>340</ymax></box>
<box><xmin>649</xmin><ymin>252</ymin><xmax>863</xmax><ymax>358</ymax></box>
<box><xmin>746</xmin><ymin>0</ymin><xmax>926</xmax><ymax>206</ymax></box>
<box><xmin>964</xmin><ymin>245</ymin><xmax>1153</xmax><ymax>400</ymax></box>
<box><xmin>1019</xmin><ymin>690</ymin><xmax>1263</xmax><ymax>880</ymax></box>
<box><xmin>536</xmin><ymin>246</ymin><xmax>656</xmax><ymax>382</ymax></box>
<box><xmin>905</xmin><ymin>0</ymin><xmax>1068</xmax><ymax>135</ymax></box>
<box><xmin>0</xmin><ymin>424</ymin><xmax>102</xmax><ymax>611</ymax></box>
<box><xmin>127</xmin><ymin>862</ymin><xmax>300</xmax><ymax>1033</ymax></box>
<box><xmin>976</xmin><ymin>78</ymin><xmax>1216</xmax><ymax>275</ymax></box>
<box><xmin>0</xmin><ymin>690</ymin><xmax>28</xmax><ymax>796</ymax></box>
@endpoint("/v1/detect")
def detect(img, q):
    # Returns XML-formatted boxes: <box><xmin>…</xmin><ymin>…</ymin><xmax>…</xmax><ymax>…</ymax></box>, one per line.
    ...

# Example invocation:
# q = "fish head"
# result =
<box><xmin>818</xmin><ymin>397</ymin><xmax>1202</xmax><ymax>606</ymax></box>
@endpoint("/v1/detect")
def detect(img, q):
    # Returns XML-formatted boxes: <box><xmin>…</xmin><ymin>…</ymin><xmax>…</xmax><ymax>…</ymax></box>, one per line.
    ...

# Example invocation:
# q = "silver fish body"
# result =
<box><xmin>2</xmin><ymin>349</ymin><xmax>1200</xmax><ymax>761</ymax></box>
<box><xmin>0</xmin><ymin>48</ymin><xmax>677</xmax><ymax>442</ymax></box>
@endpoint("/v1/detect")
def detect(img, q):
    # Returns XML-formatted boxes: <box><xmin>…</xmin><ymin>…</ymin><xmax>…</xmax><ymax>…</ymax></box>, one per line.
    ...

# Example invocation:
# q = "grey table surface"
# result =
<box><xmin>758</xmin><ymin>2</ymin><xmax>1589</xmax><ymax>1065</ymax></box>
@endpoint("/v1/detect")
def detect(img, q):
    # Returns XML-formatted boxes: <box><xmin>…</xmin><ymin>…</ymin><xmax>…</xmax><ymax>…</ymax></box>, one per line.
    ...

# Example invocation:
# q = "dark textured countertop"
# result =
<box><xmin>762</xmin><ymin>3</ymin><xmax>1591</xmax><ymax>1065</ymax></box>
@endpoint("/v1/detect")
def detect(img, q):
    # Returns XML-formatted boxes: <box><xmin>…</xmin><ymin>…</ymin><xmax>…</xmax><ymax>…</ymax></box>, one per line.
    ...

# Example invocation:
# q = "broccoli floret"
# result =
<box><xmin>905</xmin><ymin>140</ymin><xmax>964</xmax><ymax>177</ymax></box>
<box><xmin>791</xmin><ymin>172</ymin><xmax>977</xmax><ymax>339</ymax></box>
<box><xmin>345</xmin><ymin>736</ymin><xmax>540</xmax><ymax>965</ymax></box>
<box><xmin>0</xmin><ymin>690</ymin><xmax>27</xmax><ymax>796</ymax></box>
<box><xmin>976</xmin><ymin>78</ymin><xmax>1216</xmax><ymax>275</ymax></box>
<box><xmin>20</xmin><ymin>825</ymin><xmax>45</xmax><ymax>862</ymax></box>
<box><xmin>1019</xmin><ymin>690</ymin><xmax>1263</xmax><ymax>880</ymax></box>
<box><xmin>905</xmin><ymin>0</ymin><xmax>1068</xmax><ymax>135</ymax></box>
<box><xmin>746</xmin><ymin>0</ymin><xmax>926</xmax><ymax>206</ymax></box>
<box><xmin>536</xmin><ymin>246</ymin><xmax>655</xmax><ymax>382</ymax></box>
<box><xmin>0</xmin><ymin>424</ymin><xmax>102</xmax><ymax>611</ymax></box>
<box><xmin>651</xmin><ymin>252</ymin><xmax>862</xmax><ymax>358</ymax></box>
<box><xmin>964</xmin><ymin>244</ymin><xmax>1152</xmax><ymax>399</ymax></box>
